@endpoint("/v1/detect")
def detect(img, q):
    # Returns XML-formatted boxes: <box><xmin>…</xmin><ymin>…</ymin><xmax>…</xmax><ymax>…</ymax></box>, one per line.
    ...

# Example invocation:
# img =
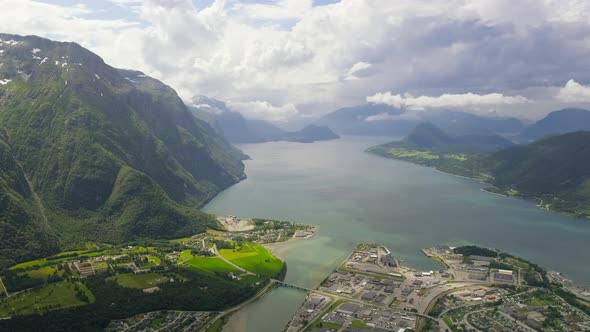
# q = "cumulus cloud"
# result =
<box><xmin>366</xmin><ymin>91</ymin><xmax>529</xmax><ymax>111</ymax></box>
<box><xmin>556</xmin><ymin>79</ymin><xmax>590</xmax><ymax>103</ymax></box>
<box><xmin>2</xmin><ymin>0</ymin><xmax>590</xmax><ymax>121</ymax></box>
<box><xmin>227</xmin><ymin>100</ymin><xmax>300</xmax><ymax>122</ymax></box>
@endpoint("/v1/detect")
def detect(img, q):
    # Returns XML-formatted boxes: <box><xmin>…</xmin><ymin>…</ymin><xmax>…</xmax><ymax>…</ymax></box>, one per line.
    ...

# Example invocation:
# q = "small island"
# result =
<box><xmin>0</xmin><ymin>215</ymin><xmax>317</xmax><ymax>331</ymax></box>
<box><xmin>284</xmin><ymin>244</ymin><xmax>590</xmax><ymax>332</ymax></box>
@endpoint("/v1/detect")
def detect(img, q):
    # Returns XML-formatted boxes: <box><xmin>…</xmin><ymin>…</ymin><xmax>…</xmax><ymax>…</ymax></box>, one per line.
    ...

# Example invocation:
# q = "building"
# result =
<box><xmin>72</xmin><ymin>261</ymin><xmax>95</xmax><ymax>278</ymax></box>
<box><xmin>361</xmin><ymin>292</ymin><xmax>377</xmax><ymax>301</ymax></box>
<box><xmin>380</xmin><ymin>254</ymin><xmax>397</xmax><ymax>267</ymax></box>
<box><xmin>357</xmin><ymin>309</ymin><xmax>372</xmax><ymax>319</ymax></box>
<box><xmin>492</xmin><ymin>269</ymin><xmax>515</xmax><ymax>283</ymax></box>
<box><xmin>336</xmin><ymin>303</ymin><xmax>360</xmax><ymax>315</ymax></box>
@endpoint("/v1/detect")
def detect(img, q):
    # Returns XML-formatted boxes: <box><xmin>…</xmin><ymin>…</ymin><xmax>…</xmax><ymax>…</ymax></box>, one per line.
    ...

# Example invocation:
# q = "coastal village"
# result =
<box><xmin>285</xmin><ymin>244</ymin><xmax>590</xmax><ymax>332</ymax></box>
<box><xmin>0</xmin><ymin>215</ymin><xmax>317</xmax><ymax>331</ymax></box>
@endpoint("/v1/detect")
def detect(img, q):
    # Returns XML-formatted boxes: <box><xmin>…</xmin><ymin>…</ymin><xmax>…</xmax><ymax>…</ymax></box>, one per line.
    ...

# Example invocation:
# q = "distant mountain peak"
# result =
<box><xmin>189</xmin><ymin>95</ymin><xmax>228</xmax><ymax>114</ymax></box>
<box><xmin>521</xmin><ymin>108</ymin><xmax>590</xmax><ymax>140</ymax></box>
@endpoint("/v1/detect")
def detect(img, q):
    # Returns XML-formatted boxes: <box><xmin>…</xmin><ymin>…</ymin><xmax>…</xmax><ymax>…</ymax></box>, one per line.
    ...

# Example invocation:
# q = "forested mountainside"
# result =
<box><xmin>0</xmin><ymin>34</ymin><xmax>246</xmax><ymax>268</ymax></box>
<box><xmin>369</xmin><ymin>123</ymin><xmax>590</xmax><ymax>217</ymax></box>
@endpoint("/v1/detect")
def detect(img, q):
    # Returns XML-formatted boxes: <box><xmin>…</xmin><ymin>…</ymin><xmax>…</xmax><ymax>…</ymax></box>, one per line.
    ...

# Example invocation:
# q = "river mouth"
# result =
<box><xmin>203</xmin><ymin>136</ymin><xmax>590</xmax><ymax>332</ymax></box>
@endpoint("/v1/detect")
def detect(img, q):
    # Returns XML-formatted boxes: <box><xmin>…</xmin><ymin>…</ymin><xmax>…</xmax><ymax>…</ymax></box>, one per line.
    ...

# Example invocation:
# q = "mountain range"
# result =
<box><xmin>315</xmin><ymin>104</ymin><xmax>524</xmax><ymax>136</ymax></box>
<box><xmin>519</xmin><ymin>108</ymin><xmax>590</xmax><ymax>141</ymax></box>
<box><xmin>399</xmin><ymin>122</ymin><xmax>514</xmax><ymax>153</ymax></box>
<box><xmin>369</xmin><ymin>121</ymin><xmax>590</xmax><ymax>217</ymax></box>
<box><xmin>189</xmin><ymin>96</ymin><xmax>339</xmax><ymax>143</ymax></box>
<box><xmin>0</xmin><ymin>34</ymin><xmax>247</xmax><ymax>268</ymax></box>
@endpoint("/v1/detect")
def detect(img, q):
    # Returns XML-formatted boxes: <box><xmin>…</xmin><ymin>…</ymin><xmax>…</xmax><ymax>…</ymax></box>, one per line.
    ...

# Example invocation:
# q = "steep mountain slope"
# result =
<box><xmin>0</xmin><ymin>34</ymin><xmax>246</xmax><ymax>259</ymax></box>
<box><xmin>520</xmin><ymin>108</ymin><xmax>590</xmax><ymax>140</ymax></box>
<box><xmin>0</xmin><ymin>130</ymin><xmax>59</xmax><ymax>268</ymax></box>
<box><xmin>484</xmin><ymin>131</ymin><xmax>590</xmax><ymax>216</ymax></box>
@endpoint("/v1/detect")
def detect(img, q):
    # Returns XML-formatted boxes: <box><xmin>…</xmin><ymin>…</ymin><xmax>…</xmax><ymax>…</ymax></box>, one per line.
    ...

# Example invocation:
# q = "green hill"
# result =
<box><xmin>369</xmin><ymin>123</ymin><xmax>590</xmax><ymax>217</ymax></box>
<box><xmin>372</xmin><ymin>122</ymin><xmax>513</xmax><ymax>154</ymax></box>
<box><xmin>520</xmin><ymin>108</ymin><xmax>590</xmax><ymax>141</ymax></box>
<box><xmin>0</xmin><ymin>34</ymin><xmax>246</xmax><ymax>267</ymax></box>
<box><xmin>484</xmin><ymin>131</ymin><xmax>590</xmax><ymax>216</ymax></box>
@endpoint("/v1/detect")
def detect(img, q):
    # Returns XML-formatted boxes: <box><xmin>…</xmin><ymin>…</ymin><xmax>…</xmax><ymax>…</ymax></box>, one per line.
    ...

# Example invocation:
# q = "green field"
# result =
<box><xmin>219</xmin><ymin>243</ymin><xmax>283</xmax><ymax>277</ymax></box>
<box><xmin>53</xmin><ymin>250</ymin><xmax>89</xmax><ymax>258</ymax></box>
<box><xmin>139</xmin><ymin>255</ymin><xmax>162</xmax><ymax>269</ymax></box>
<box><xmin>185</xmin><ymin>257</ymin><xmax>241</xmax><ymax>274</ymax></box>
<box><xmin>20</xmin><ymin>266</ymin><xmax>61</xmax><ymax>280</ymax></box>
<box><xmin>179</xmin><ymin>249</ymin><xmax>194</xmax><ymax>261</ymax></box>
<box><xmin>9</xmin><ymin>250</ymin><xmax>111</xmax><ymax>271</ymax></box>
<box><xmin>108</xmin><ymin>273</ymin><xmax>169</xmax><ymax>289</ymax></box>
<box><xmin>238</xmin><ymin>275</ymin><xmax>264</xmax><ymax>285</ymax></box>
<box><xmin>0</xmin><ymin>282</ymin><xmax>94</xmax><ymax>317</ymax></box>
<box><xmin>9</xmin><ymin>258</ymin><xmax>49</xmax><ymax>271</ymax></box>
<box><xmin>385</xmin><ymin>148</ymin><xmax>440</xmax><ymax>160</ymax></box>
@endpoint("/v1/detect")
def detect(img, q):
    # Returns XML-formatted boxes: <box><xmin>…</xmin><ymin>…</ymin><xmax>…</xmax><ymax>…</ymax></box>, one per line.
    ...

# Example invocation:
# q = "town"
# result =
<box><xmin>285</xmin><ymin>244</ymin><xmax>590</xmax><ymax>332</ymax></box>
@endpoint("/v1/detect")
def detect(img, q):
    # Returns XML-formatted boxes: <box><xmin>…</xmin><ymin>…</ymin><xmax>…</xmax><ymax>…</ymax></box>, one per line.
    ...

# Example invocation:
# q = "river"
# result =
<box><xmin>202</xmin><ymin>136</ymin><xmax>590</xmax><ymax>332</ymax></box>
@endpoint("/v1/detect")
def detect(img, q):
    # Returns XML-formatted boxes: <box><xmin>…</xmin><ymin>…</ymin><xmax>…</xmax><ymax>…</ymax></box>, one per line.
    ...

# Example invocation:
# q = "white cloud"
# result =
<box><xmin>556</xmin><ymin>79</ymin><xmax>590</xmax><ymax>103</ymax></box>
<box><xmin>231</xmin><ymin>0</ymin><xmax>312</xmax><ymax>21</ymax></box>
<box><xmin>227</xmin><ymin>100</ymin><xmax>300</xmax><ymax>122</ymax></box>
<box><xmin>366</xmin><ymin>91</ymin><xmax>529</xmax><ymax>111</ymax></box>
<box><xmin>364</xmin><ymin>112</ymin><xmax>419</xmax><ymax>122</ymax></box>
<box><xmin>2</xmin><ymin>0</ymin><xmax>590</xmax><ymax>121</ymax></box>
<box><xmin>345</xmin><ymin>62</ymin><xmax>372</xmax><ymax>80</ymax></box>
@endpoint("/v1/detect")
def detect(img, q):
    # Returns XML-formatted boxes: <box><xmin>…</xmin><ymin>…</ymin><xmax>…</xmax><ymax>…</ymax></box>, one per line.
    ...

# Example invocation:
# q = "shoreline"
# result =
<box><xmin>218</xmin><ymin>229</ymin><xmax>319</xmax><ymax>331</ymax></box>
<box><xmin>263</xmin><ymin>225</ymin><xmax>319</xmax><ymax>261</ymax></box>
<box><xmin>369</xmin><ymin>150</ymin><xmax>588</xmax><ymax>220</ymax></box>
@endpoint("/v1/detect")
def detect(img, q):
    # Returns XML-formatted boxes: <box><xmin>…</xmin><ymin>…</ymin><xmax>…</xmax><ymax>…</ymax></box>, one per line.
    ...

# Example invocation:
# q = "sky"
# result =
<box><xmin>2</xmin><ymin>0</ymin><xmax>590</xmax><ymax>123</ymax></box>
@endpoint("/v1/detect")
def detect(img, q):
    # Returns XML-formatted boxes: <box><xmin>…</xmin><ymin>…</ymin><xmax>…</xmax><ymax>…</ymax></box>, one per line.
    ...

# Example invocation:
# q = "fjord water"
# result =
<box><xmin>203</xmin><ymin>136</ymin><xmax>590</xmax><ymax>332</ymax></box>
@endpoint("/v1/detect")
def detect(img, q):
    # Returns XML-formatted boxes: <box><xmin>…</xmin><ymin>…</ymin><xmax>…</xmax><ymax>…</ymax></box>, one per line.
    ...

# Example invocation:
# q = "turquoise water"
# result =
<box><xmin>203</xmin><ymin>136</ymin><xmax>590</xmax><ymax>332</ymax></box>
